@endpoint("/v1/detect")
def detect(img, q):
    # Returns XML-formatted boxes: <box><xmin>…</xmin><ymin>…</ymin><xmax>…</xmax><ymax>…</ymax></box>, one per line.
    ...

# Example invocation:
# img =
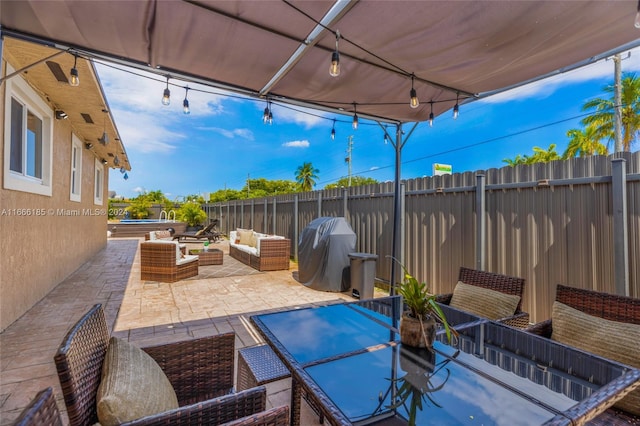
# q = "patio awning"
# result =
<box><xmin>2</xmin><ymin>0</ymin><xmax>640</xmax><ymax>123</ymax></box>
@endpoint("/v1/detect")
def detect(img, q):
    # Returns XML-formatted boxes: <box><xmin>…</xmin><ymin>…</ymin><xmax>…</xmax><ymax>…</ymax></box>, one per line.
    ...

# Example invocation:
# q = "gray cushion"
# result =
<box><xmin>97</xmin><ymin>337</ymin><xmax>179</xmax><ymax>426</ymax></box>
<box><xmin>551</xmin><ymin>301</ymin><xmax>640</xmax><ymax>416</ymax></box>
<box><xmin>449</xmin><ymin>281</ymin><xmax>521</xmax><ymax>321</ymax></box>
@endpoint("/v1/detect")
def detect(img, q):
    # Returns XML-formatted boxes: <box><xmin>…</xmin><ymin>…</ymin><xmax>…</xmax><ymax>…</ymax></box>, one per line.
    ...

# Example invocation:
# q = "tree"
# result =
<box><xmin>503</xmin><ymin>144</ymin><xmax>560</xmax><ymax>166</ymax></box>
<box><xmin>502</xmin><ymin>154</ymin><xmax>528</xmax><ymax>166</ymax></box>
<box><xmin>295</xmin><ymin>162</ymin><xmax>319</xmax><ymax>192</ymax></box>
<box><xmin>581</xmin><ymin>72</ymin><xmax>640</xmax><ymax>152</ymax></box>
<box><xmin>563</xmin><ymin>125</ymin><xmax>608</xmax><ymax>159</ymax></box>
<box><xmin>324</xmin><ymin>176</ymin><xmax>379</xmax><ymax>189</ymax></box>
<box><xmin>126</xmin><ymin>197</ymin><xmax>152</xmax><ymax>219</ymax></box>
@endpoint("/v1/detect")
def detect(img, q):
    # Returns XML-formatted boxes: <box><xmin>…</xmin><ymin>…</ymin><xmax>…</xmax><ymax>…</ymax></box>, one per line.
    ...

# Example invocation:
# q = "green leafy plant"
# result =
<box><xmin>392</xmin><ymin>258</ymin><xmax>457</xmax><ymax>344</ymax></box>
<box><xmin>177</xmin><ymin>202</ymin><xmax>207</xmax><ymax>227</ymax></box>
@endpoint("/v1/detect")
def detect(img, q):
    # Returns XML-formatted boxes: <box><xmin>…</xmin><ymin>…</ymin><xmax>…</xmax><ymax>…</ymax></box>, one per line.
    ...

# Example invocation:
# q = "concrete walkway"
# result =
<box><xmin>0</xmin><ymin>238</ymin><xmax>364</xmax><ymax>425</ymax></box>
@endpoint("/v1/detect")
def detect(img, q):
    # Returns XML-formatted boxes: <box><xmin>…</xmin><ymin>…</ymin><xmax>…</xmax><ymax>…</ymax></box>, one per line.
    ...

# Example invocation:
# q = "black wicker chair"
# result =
<box><xmin>12</xmin><ymin>387</ymin><xmax>63</xmax><ymax>426</ymax></box>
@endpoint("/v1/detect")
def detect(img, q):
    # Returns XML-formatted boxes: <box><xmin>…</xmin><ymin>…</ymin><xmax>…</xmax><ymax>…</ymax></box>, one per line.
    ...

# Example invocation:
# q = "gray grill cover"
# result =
<box><xmin>298</xmin><ymin>217</ymin><xmax>356</xmax><ymax>292</ymax></box>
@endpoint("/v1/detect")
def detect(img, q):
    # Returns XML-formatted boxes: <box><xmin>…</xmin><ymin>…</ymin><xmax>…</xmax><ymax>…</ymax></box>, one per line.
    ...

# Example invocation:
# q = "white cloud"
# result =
<box><xmin>369</xmin><ymin>166</ymin><xmax>380</xmax><ymax>171</ymax></box>
<box><xmin>199</xmin><ymin>126</ymin><xmax>255</xmax><ymax>140</ymax></box>
<box><xmin>282</xmin><ymin>140</ymin><xmax>310</xmax><ymax>148</ymax></box>
<box><xmin>480</xmin><ymin>47</ymin><xmax>640</xmax><ymax>104</ymax></box>
<box><xmin>133</xmin><ymin>186</ymin><xmax>145</xmax><ymax>193</ymax></box>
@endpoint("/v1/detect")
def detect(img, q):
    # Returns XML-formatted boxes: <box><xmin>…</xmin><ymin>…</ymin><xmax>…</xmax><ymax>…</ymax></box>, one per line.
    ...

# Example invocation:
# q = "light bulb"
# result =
<box><xmin>330</xmin><ymin>51</ymin><xmax>340</xmax><ymax>77</ymax></box>
<box><xmin>69</xmin><ymin>67</ymin><xmax>79</xmax><ymax>86</ymax></box>
<box><xmin>453</xmin><ymin>104</ymin><xmax>459</xmax><ymax>120</ymax></box>
<box><xmin>183</xmin><ymin>98</ymin><xmax>190</xmax><ymax>114</ymax></box>
<box><xmin>352</xmin><ymin>113</ymin><xmax>358</xmax><ymax>130</ymax></box>
<box><xmin>263</xmin><ymin>106</ymin><xmax>270</xmax><ymax>124</ymax></box>
<box><xmin>331</xmin><ymin>127</ymin><xmax>336</xmax><ymax>140</ymax></box>
<box><xmin>429</xmin><ymin>111</ymin><xmax>434</xmax><ymax>127</ymax></box>
<box><xmin>635</xmin><ymin>11</ymin><xmax>640</xmax><ymax>28</ymax></box>
<box><xmin>410</xmin><ymin>88</ymin><xmax>419</xmax><ymax>109</ymax></box>
<box><xmin>162</xmin><ymin>88</ymin><xmax>171</xmax><ymax>106</ymax></box>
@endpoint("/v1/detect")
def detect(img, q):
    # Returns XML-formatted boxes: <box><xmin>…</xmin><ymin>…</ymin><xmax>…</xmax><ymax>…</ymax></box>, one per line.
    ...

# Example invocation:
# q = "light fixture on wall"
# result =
<box><xmin>69</xmin><ymin>54</ymin><xmax>80</xmax><ymax>87</ymax></box>
<box><xmin>99</xmin><ymin>109</ymin><xmax>109</xmax><ymax>145</ymax></box>
<box><xmin>85</xmin><ymin>142</ymin><xmax>93</xmax><ymax>150</ymax></box>
<box><xmin>55</xmin><ymin>110</ymin><xmax>68</xmax><ymax>120</ymax></box>
<box><xmin>162</xmin><ymin>76</ymin><xmax>171</xmax><ymax>106</ymax></box>
<box><xmin>331</xmin><ymin>119</ymin><xmax>336</xmax><ymax>140</ymax></box>
<box><xmin>429</xmin><ymin>101</ymin><xmax>434</xmax><ymax>127</ymax></box>
<box><xmin>183</xmin><ymin>87</ymin><xmax>190</xmax><ymax>114</ymax></box>
<box><xmin>329</xmin><ymin>30</ymin><xmax>341</xmax><ymax>77</ymax></box>
<box><xmin>409</xmin><ymin>74</ymin><xmax>419</xmax><ymax>109</ymax></box>
<box><xmin>101</xmin><ymin>158</ymin><xmax>108</xmax><ymax>165</ymax></box>
<box><xmin>352</xmin><ymin>103</ymin><xmax>358</xmax><ymax>130</ymax></box>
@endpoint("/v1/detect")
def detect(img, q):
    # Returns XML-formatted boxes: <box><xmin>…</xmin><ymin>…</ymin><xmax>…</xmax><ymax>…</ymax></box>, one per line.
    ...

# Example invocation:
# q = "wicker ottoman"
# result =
<box><xmin>188</xmin><ymin>248</ymin><xmax>223</xmax><ymax>266</ymax></box>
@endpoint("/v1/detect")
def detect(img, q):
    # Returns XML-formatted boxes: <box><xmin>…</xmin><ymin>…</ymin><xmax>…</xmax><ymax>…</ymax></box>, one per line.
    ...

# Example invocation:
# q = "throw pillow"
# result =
<box><xmin>97</xmin><ymin>337</ymin><xmax>179</xmax><ymax>426</ymax></box>
<box><xmin>237</xmin><ymin>228</ymin><xmax>254</xmax><ymax>246</ymax></box>
<box><xmin>551</xmin><ymin>301</ymin><xmax>640</xmax><ymax>416</ymax></box>
<box><xmin>449</xmin><ymin>281</ymin><xmax>521</xmax><ymax>321</ymax></box>
<box><xmin>155</xmin><ymin>230</ymin><xmax>171</xmax><ymax>239</ymax></box>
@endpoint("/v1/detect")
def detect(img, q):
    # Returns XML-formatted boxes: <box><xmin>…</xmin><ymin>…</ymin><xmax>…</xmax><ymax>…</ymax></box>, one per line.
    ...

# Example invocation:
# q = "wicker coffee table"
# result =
<box><xmin>188</xmin><ymin>248</ymin><xmax>223</xmax><ymax>265</ymax></box>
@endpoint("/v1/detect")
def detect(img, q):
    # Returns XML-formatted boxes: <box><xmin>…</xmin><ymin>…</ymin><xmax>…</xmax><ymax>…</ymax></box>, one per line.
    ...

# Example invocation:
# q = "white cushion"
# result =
<box><xmin>176</xmin><ymin>255</ymin><xmax>198</xmax><ymax>265</ymax></box>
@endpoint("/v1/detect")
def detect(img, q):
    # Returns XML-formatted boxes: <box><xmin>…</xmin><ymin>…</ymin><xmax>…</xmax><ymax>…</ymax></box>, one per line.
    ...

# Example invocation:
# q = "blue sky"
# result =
<box><xmin>101</xmin><ymin>49</ymin><xmax>640</xmax><ymax>201</ymax></box>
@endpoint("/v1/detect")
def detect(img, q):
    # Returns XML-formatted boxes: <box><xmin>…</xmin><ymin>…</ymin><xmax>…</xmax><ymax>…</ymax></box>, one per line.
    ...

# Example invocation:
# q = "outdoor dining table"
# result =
<box><xmin>250</xmin><ymin>296</ymin><xmax>640</xmax><ymax>426</ymax></box>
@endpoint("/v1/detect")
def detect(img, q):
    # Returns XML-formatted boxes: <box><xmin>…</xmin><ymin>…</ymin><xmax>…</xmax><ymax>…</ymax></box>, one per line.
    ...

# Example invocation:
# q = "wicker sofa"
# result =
<box><xmin>54</xmin><ymin>304</ymin><xmax>289</xmax><ymax>426</ymax></box>
<box><xmin>229</xmin><ymin>229</ymin><xmax>291</xmax><ymax>271</ymax></box>
<box><xmin>436</xmin><ymin>266</ymin><xmax>529</xmax><ymax>328</ymax></box>
<box><xmin>526</xmin><ymin>284</ymin><xmax>640</xmax><ymax>425</ymax></box>
<box><xmin>140</xmin><ymin>241</ymin><xmax>198</xmax><ymax>282</ymax></box>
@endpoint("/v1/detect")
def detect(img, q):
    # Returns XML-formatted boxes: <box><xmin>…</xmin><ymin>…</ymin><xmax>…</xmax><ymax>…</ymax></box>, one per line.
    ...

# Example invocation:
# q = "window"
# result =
<box><xmin>3</xmin><ymin>64</ymin><xmax>53</xmax><ymax>196</ymax></box>
<box><xmin>94</xmin><ymin>158</ymin><xmax>104</xmax><ymax>205</ymax></box>
<box><xmin>70</xmin><ymin>135</ymin><xmax>82</xmax><ymax>202</ymax></box>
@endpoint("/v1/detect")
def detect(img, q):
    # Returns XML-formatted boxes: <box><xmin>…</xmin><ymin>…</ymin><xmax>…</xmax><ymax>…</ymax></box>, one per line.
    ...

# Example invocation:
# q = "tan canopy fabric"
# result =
<box><xmin>2</xmin><ymin>0</ymin><xmax>640</xmax><ymax>123</ymax></box>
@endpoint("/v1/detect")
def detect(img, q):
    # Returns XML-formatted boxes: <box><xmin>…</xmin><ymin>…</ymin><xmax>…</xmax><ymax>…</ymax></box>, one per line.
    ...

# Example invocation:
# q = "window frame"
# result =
<box><xmin>3</xmin><ymin>63</ymin><xmax>53</xmax><ymax>196</ymax></box>
<box><xmin>70</xmin><ymin>134</ymin><xmax>83</xmax><ymax>202</ymax></box>
<box><xmin>94</xmin><ymin>158</ymin><xmax>104</xmax><ymax>205</ymax></box>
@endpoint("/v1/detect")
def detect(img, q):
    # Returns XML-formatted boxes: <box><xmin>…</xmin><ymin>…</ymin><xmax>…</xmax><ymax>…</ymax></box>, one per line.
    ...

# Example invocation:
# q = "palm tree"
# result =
<box><xmin>527</xmin><ymin>144</ymin><xmax>561</xmax><ymax>163</ymax></box>
<box><xmin>295</xmin><ymin>162</ymin><xmax>319</xmax><ymax>192</ymax></box>
<box><xmin>563</xmin><ymin>125</ymin><xmax>608</xmax><ymax>159</ymax></box>
<box><xmin>581</xmin><ymin>72</ymin><xmax>640</xmax><ymax>152</ymax></box>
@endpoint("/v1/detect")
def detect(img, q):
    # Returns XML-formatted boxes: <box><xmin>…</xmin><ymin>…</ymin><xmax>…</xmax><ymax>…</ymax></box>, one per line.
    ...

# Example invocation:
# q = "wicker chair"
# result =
<box><xmin>526</xmin><ymin>284</ymin><xmax>640</xmax><ymax>425</ymax></box>
<box><xmin>54</xmin><ymin>304</ymin><xmax>276</xmax><ymax>426</ymax></box>
<box><xmin>12</xmin><ymin>387</ymin><xmax>63</xmax><ymax>426</ymax></box>
<box><xmin>140</xmin><ymin>241</ymin><xmax>198</xmax><ymax>282</ymax></box>
<box><xmin>436</xmin><ymin>266</ymin><xmax>529</xmax><ymax>328</ymax></box>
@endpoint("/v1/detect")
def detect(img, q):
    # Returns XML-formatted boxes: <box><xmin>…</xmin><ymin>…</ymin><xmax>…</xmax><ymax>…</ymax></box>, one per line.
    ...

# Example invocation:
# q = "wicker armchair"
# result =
<box><xmin>436</xmin><ymin>267</ymin><xmax>529</xmax><ymax>328</ymax></box>
<box><xmin>526</xmin><ymin>284</ymin><xmax>640</xmax><ymax>425</ymax></box>
<box><xmin>12</xmin><ymin>387</ymin><xmax>63</xmax><ymax>426</ymax></box>
<box><xmin>54</xmin><ymin>304</ymin><xmax>274</xmax><ymax>426</ymax></box>
<box><xmin>140</xmin><ymin>241</ymin><xmax>198</xmax><ymax>282</ymax></box>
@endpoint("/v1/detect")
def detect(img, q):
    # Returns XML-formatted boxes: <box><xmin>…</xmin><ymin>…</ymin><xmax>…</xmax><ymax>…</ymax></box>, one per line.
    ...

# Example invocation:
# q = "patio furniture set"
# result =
<box><xmin>12</xmin><ymin>265</ymin><xmax>639</xmax><ymax>425</ymax></box>
<box><xmin>229</xmin><ymin>229</ymin><xmax>291</xmax><ymax>272</ymax></box>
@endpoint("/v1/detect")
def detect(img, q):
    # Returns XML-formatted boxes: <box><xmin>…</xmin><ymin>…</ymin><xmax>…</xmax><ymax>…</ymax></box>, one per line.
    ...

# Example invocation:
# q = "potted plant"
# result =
<box><xmin>177</xmin><ymin>202</ymin><xmax>207</xmax><ymax>231</ymax></box>
<box><xmin>394</xmin><ymin>262</ymin><xmax>456</xmax><ymax>348</ymax></box>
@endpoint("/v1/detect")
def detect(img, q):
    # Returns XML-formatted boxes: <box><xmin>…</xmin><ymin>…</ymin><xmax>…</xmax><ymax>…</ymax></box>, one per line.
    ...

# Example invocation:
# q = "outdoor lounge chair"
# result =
<box><xmin>12</xmin><ymin>387</ymin><xmax>63</xmax><ymax>426</ymax></box>
<box><xmin>140</xmin><ymin>241</ymin><xmax>199</xmax><ymax>282</ymax></box>
<box><xmin>526</xmin><ymin>284</ymin><xmax>640</xmax><ymax>425</ymax></box>
<box><xmin>54</xmin><ymin>304</ymin><xmax>287</xmax><ymax>426</ymax></box>
<box><xmin>172</xmin><ymin>220</ymin><xmax>221</xmax><ymax>243</ymax></box>
<box><xmin>436</xmin><ymin>266</ymin><xmax>529</xmax><ymax>328</ymax></box>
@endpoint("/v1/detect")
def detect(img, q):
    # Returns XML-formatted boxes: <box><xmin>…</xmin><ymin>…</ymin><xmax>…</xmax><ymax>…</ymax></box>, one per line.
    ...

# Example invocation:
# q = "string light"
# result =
<box><xmin>383</xmin><ymin>125</ymin><xmax>388</xmax><ymax>144</ymax></box>
<box><xmin>352</xmin><ymin>103</ymin><xmax>358</xmax><ymax>130</ymax></box>
<box><xmin>409</xmin><ymin>74</ymin><xmax>419</xmax><ymax>109</ymax></box>
<box><xmin>330</xmin><ymin>30</ymin><xmax>341</xmax><ymax>77</ymax></box>
<box><xmin>636</xmin><ymin>0</ymin><xmax>640</xmax><ymax>28</ymax></box>
<box><xmin>99</xmin><ymin>109</ymin><xmax>109</xmax><ymax>145</ymax></box>
<box><xmin>453</xmin><ymin>93</ymin><xmax>459</xmax><ymax>120</ymax></box>
<box><xmin>331</xmin><ymin>119</ymin><xmax>336</xmax><ymax>140</ymax></box>
<box><xmin>69</xmin><ymin>53</ymin><xmax>80</xmax><ymax>87</ymax></box>
<box><xmin>183</xmin><ymin>87</ymin><xmax>190</xmax><ymax>114</ymax></box>
<box><xmin>429</xmin><ymin>101</ymin><xmax>434</xmax><ymax>127</ymax></box>
<box><xmin>263</xmin><ymin>100</ymin><xmax>273</xmax><ymax>124</ymax></box>
<box><xmin>162</xmin><ymin>76</ymin><xmax>171</xmax><ymax>106</ymax></box>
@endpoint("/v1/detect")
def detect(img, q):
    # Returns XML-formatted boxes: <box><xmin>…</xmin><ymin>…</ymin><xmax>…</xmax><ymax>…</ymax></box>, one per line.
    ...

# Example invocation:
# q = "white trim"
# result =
<box><xmin>70</xmin><ymin>134</ymin><xmax>82</xmax><ymax>202</ymax></box>
<box><xmin>3</xmin><ymin>63</ymin><xmax>53</xmax><ymax>197</ymax></box>
<box><xmin>94</xmin><ymin>158</ymin><xmax>104</xmax><ymax>205</ymax></box>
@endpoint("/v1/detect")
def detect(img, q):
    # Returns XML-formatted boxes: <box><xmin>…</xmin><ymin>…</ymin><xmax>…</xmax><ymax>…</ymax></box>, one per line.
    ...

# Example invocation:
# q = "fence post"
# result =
<box><xmin>264</xmin><ymin>199</ymin><xmax>268</xmax><ymax>233</ymax></box>
<box><xmin>240</xmin><ymin>202</ymin><xmax>244</xmax><ymax>229</ymax></box>
<box><xmin>294</xmin><ymin>194</ymin><xmax>299</xmax><ymax>262</ymax></box>
<box><xmin>476</xmin><ymin>174</ymin><xmax>486</xmax><ymax>271</ymax></box>
<box><xmin>251</xmin><ymin>200</ymin><xmax>255</xmax><ymax>230</ymax></box>
<box><xmin>318</xmin><ymin>192</ymin><xmax>322</xmax><ymax>218</ymax></box>
<box><xmin>343</xmin><ymin>188</ymin><xmax>348</xmax><ymax>220</ymax></box>
<box><xmin>611</xmin><ymin>158</ymin><xmax>629</xmax><ymax>296</ymax></box>
<box><xmin>272</xmin><ymin>198</ymin><xmax>277</xmax><ymax>235</ymax></box>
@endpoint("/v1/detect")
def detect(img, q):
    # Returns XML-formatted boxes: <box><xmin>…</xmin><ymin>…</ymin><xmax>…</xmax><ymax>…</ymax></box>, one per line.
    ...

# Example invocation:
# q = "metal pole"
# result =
<box><xmin>343</xmin><ymin>188</ymin><xmax>348</xmax><ymax>220</ymax></box>
<box><xmin>390</xmin><ymin>123</ymin><xmax>402</xmax><ymax>295</ymax></box>
<box><xmin>476</xmin><ymin>174</ymin><xmax>486</xmax><ymax>271</ymax></box>
<box><xmin>611</xmin><ymin>158</ymin><xmax>629</xmax><ymax>295</ymax></box>
<box><xmin>294</xmin><ymin>194</ymin><xmax>299</xmax><ymax>262</ymax></box>
<box><xmin>614</xmin><ymin>54</ymin><xmax>623</xmax><ymax>152</ymax></box>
